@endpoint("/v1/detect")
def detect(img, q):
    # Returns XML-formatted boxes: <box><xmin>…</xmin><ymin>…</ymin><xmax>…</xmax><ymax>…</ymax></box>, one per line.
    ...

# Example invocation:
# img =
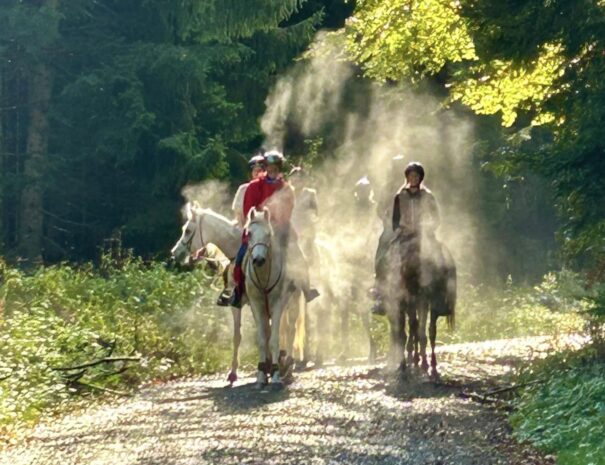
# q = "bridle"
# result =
<box><xmin>180</xmin><ymin>213</ymin><xmax>205</xmax><ymax>257</ymax></box>
<box><xmin>247</xmin><ymin>225</ymin><xmax>283</xmax><ymax>317</ymax></box>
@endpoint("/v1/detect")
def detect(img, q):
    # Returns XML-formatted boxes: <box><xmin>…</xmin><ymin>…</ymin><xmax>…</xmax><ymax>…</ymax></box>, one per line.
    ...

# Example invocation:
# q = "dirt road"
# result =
<box><xmin>1</xmin><ymin>338</ymin><xmax>560</xmax><ymax>465</ymax></box>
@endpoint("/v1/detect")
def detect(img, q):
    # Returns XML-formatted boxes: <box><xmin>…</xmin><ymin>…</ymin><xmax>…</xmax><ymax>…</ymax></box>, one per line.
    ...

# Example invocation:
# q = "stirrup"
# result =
<box><xmin>216</xmin><ymin>289</ymin><xmax>232</xmax><ymax>307</ymax></box>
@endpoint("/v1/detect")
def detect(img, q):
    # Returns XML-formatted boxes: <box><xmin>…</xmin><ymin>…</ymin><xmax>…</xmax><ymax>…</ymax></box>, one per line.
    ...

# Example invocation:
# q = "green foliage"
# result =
<box><xmin>436</xmin><ymin>271</ymin><xmax>586</xmax><ymax>344</ymax></box>
<box><xmin>0</xmin><ymin>0</ymin><xmax>338</xmax><ymax>262</ymax></box>
<box><xmin>0</xmin><ymin>258</ymin><xmax>233</xmax><ymax>438</ymax></box>
<box><xmin>346</xmin><ymin>0</ymin><xmax>476</xmax><ymax>82</ymax></box>
<box><xmin>511</xmin><ymin>352</ymin><xmax>605</xmax><ymax>465</ymax></box>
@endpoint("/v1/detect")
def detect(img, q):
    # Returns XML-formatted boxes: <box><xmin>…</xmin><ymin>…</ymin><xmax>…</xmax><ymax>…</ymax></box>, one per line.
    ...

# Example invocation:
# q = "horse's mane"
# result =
<box><xmin>189</xmin><ymin>202</ymin><xmax>238</xmax><ymax>227</ymax></box>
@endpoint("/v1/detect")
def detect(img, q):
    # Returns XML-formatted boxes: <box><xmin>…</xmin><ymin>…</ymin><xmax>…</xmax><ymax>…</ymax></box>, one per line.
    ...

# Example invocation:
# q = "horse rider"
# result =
<box><xmin>215</xmin><ymin>154</ymin><xmax>266</xmax><ymax>306</ymax></box>
<box><xmin>289</xmin><ymin>166</ymin><xmax>319</xmax><ymax>266</ymax></box>
<box><xmin>232</xmin><ymin>153</ymin><xmax>267</xmax><ymax>229</ymax></box>
<box><xmin>230</xmin><ymin>150</ymin><xmax>320</xmax><ymax>308</ymax></box>
<box><xmin>371</xmin><ymin>161</ymin><xmax>441</xmax><ymax>314</ymax></box>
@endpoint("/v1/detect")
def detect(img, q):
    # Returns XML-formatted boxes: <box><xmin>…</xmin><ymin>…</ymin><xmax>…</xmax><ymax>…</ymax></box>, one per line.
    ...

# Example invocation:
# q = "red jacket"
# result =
<box><xmin>243</xmin><ymin>174</ymin><xmax>294</xmax><ymax>228</ymax></box>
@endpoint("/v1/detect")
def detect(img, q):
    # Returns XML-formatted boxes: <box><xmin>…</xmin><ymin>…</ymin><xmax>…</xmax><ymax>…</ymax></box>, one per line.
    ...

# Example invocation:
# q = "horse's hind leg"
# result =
<box><xmin>406</xmin><ymin>309</ymin><xmax>418</xmax><ymax>367</ymax></box>
<box><xmin>338</xmin><ymin>291</ymin><xmax>351</xmax><ymax>363</ymax></box>
<box><xmin>429</xmin><ymin>312</ymin><xmax>439</xmax><ymax>379</ymax></box>
<box><xmin>228</xmin><ymin>307</ymin><xmax>242</xmax><ymax>385</ymax></box>
<box><xmin>360</xmin><ymin>306</ymin><xmax>376</xmax><ymax>364</ymax></box>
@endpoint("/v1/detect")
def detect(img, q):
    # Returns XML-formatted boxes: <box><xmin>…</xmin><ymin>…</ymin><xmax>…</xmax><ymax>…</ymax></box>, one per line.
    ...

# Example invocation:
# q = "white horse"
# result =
<box><xmin>171</xmin><ymin>202</ymin><xmax>301</xmax><ymax>386</ymax></box>
<box><xmin>171</xmin><ymin>202</ymin><xmax>245</xmax><ymax>384</ymax></box>
<box><xmin>245</xmin><ymin>207</ymin><xmax>291</xmax><ymax>388</ymax></box>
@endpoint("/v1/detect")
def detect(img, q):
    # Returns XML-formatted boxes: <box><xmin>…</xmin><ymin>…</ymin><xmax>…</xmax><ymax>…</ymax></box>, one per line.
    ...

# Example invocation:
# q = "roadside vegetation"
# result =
<box><xmin>0</xmin><ymin>256</ymin><xmax>233</xmax><ymax>441</ymax></box>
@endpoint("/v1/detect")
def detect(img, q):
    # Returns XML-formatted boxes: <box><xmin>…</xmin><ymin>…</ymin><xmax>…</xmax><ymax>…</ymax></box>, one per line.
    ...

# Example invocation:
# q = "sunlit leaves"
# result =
<box><xmin>345</xmin><ymin>0</ymin><xmax>568</xmax><ymax>126</ymax></box>
<box><xmin>346</xmin><ymin>0</ymin><xmax>476</xmax><ymax>82</ymax></box>
<box><xmin>449</xmin><ymin>43</ymin><xmax>566</xmax><ymax>127</ymax></box>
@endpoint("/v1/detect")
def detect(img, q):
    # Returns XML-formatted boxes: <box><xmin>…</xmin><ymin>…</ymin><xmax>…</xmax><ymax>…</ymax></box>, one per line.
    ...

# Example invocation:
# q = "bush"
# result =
<box><xmin>0</xmin><ymin>257</ymin><xmax>233</xmax><ymax>439</ymax></box>
<box><xmin>435</xmin><ymin>270</ymin><xmax>587</xmax><ymax>344</ymax></box>
<box><xmin>511</xmin><ymin>350</ymin><xmax>605</xmax><ymax>465</ymax></box>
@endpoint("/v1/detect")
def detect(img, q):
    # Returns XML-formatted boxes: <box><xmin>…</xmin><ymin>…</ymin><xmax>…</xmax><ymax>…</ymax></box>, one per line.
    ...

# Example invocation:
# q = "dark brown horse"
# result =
<box><xmin>384</xmin><ymin>233</ymin><xmax>456</xmax><ymax>379</ymax></box>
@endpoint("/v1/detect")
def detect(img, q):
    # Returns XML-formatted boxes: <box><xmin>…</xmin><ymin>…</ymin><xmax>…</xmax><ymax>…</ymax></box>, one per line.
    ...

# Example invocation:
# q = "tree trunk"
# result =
<box><xmin>17</xmin><ymin>0</ymin><xmax>58</xmax><ymax>266</ymax></box>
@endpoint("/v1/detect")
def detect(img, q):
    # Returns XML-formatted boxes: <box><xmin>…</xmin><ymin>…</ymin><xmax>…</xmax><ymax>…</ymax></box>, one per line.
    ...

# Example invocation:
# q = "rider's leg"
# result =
<box><xmin>371</xmin><ymin>229</ymin><xmax>390</xmax><ymax>315</ymax></box>
<box><xmin>228</xmin><ymin>242</ymin><xmax>248</xmax><ymax>308</ymax></box>
<box><xmin>284</xmin><ymin>233</ymin><xmax>319</xmax><ymax>303</ymax></box>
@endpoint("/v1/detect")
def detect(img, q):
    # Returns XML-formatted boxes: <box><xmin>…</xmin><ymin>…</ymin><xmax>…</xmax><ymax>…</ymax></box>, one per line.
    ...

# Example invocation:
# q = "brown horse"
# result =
<box><xmin>384</xmin><ymin>233</ymin><xmax>456</xmax><ymax>379</ymax></box>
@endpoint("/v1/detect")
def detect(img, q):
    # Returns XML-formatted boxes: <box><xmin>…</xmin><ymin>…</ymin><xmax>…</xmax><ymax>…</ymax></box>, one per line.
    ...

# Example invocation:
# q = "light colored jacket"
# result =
<box><xmin>392</xmin><ymin>185</ymin><xmax>440</xmax><ymax>236</ymax></box>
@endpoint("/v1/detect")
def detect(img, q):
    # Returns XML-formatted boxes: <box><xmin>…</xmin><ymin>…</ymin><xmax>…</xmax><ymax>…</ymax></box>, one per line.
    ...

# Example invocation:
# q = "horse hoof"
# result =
<box><xmin>271</xmin><ymin>381</ymin><xmax>285</xmax><ymax>391</ymax></box>
<box><xmin>294</xmin><ymin>360</ymin><xmax>307</xmax><ymax>371</ymax></box>
<box><xmin>256</xmin><ymin>371</ymin><xmax>268</xmax><ymax>388</ymax></box>
<box><xmin>430</xmin><ymin>370</ymin><xmax>440</xmax><ymax>382</ymax></box>
<box><xmin>227</xmin><ymin>372</ymin><xmax>237</xmax><ymax>384</ymax></box>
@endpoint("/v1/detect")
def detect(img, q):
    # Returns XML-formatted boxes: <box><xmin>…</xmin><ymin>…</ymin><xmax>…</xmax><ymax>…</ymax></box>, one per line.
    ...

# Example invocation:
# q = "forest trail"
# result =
<box><xmin>2</xmin><ymin>337</ymin><xmax>572</xmax><ymax>465</ymax></box>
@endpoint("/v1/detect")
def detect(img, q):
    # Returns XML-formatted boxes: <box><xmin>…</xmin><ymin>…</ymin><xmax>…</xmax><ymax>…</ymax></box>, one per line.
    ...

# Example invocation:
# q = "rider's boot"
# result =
<box><xmin>216</xmin><ymin>288</ymin><xmax>232</xmax><ymax>306</ymax></box>
<box><xmin>303</xmin><ymin>287</ymin><xmax>320</xmax><ymax>303</ymax></box>
<box><xmin>369</xmin><ymin>284</ymin><xmax>386</xmax><ymax>316</ymax></box>
<box><xmin>229</xmin><ymin>283</ymin><xmax>244</xmax><ymax>309</ymax></box>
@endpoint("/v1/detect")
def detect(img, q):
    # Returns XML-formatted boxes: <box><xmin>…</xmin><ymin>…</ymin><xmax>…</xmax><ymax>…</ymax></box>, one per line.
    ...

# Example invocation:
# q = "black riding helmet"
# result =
<box><xmin>404</xmin><ymin>161</ymin><xmax>425</xmax><ymax>182</ymax></box>
<box><xmin>264</xmin><ymin>150</ymin><xmax>286</xmax><ymax>169</ymax></box>
<box><xmin>248</xmin><ymin>154</ymin><xmax>266</xmax><ymax>169</ymax></box>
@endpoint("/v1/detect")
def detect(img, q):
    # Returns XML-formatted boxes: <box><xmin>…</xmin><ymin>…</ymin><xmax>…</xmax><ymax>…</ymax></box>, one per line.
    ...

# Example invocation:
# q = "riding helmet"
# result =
<box><xmin>248</xmin><ymin>153</ymin><xmax>266</xmax><ymax>169</ymax></box>
<box><xmin>264</xmin><ymin>150</ymin><xmax>286</xmax><ymax>168</ymax></box>
<box><xmin>404</xmin><ymin>161</ymin><xmax>425</xmax><ymax>182</ymax></box>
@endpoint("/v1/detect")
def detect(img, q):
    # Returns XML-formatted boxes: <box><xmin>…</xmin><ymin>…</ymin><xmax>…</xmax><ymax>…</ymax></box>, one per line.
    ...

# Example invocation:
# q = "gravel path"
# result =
<box><xmin>1</xmin><ymin>337</ymin><xmax>563</xmax><ymax>465</ymax></box>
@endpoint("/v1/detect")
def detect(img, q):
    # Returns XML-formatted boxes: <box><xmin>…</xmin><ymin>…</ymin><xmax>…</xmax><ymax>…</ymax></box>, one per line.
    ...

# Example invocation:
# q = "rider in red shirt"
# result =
<box><xmin>230</xmin><ymin>150</ymin><xmax>319</xmax><ymax>308</ymax></box>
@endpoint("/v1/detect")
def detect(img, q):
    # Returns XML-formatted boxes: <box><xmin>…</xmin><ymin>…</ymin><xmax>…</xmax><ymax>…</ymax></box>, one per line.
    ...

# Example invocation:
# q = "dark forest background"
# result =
<box><xmin>1</xmin><ymin>0</ymin><xmax>603</xmax><ymax>287</ymax></box>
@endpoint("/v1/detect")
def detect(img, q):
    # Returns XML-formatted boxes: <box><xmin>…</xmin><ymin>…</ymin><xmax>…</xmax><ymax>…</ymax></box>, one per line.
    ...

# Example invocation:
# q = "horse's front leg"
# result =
<box><xmin>251</xmin><ymin>300</ymin><xmax>269</xmax><ymax>388</ymax></box>
<box><xmin>360</xmin><ymin>305</ymin><xmax>376</xmax><ymax>364</ymax></box>
<box><xmin>406</xmin><ymin>306</ymin><xmax>418</xmax><ymax>367</ymax></box>
<box><xmin>418</xmin><ymin>299</ymin><xmax>429</xmax><ymax>372</ymax></box>
<box><xmin>387</xmin><ymin>302</ymin><xmax>406</xmax><ymax>373</ymax></box>
<box><xmin>228</xmin><ymin>307</ymin><xmax>242</xmax><ymax>385</ymax></box>
<box><xmin>269</xmin><ymin>297</ymin><xmax>285</xmax><ymax>388</ymax></box>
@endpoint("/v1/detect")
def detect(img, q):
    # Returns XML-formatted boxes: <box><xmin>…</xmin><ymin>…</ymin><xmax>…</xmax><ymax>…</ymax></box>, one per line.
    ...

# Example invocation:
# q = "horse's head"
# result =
<box><xmin>246</xmin><ymin>207</ymin><xmax>273</xmax><ymax>267</ymax></box>
<box><xmin>170</xmin><ymin>202</ymin><xmax>205</xmax><ymax>264</ymax></box>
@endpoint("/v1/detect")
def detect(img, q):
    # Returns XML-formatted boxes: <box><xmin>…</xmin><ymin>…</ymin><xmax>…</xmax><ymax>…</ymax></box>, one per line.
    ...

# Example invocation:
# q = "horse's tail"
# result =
<box><xmin>445</xmin><ymin>253</ymin><xmax>457</xmax><ymax>331</ymax></box>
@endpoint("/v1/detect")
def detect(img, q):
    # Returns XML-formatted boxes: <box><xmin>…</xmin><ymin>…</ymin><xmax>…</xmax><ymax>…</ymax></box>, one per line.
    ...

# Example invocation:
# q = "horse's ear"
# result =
<box><xmin>263</xmin><ymin>208</ymin><xmax>270</xmax><ymax>221</ymax></box>
<box><xmin>249</xmin><ymin>207</ymin><xmax>257</xmax><ymax>220</ymax></box>
<box><xmin>186</xmin><ymin>203</ymin><xmax>195</xmax><ymax>220</ymax></box>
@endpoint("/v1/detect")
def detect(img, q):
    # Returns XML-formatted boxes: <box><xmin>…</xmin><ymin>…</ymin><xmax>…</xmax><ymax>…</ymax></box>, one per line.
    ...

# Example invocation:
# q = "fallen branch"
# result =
<box><xmin>484</xmin><ymin>378</ymin><xmax>547</xmax><ymax>397</ymax></box>
<box><xmin>53</xmin><ymin>356</ymin><xmax>140</xmax><ymax>372</ymax></box>
<box><xmin>72</xmin><ymin>380</ymin><xmax>131</xmax><ymax>397</ymax></box>
<box><xmin>459</xmin><ymin>391</ymin><xmax>515</xmax><ymax>412</ymax></box>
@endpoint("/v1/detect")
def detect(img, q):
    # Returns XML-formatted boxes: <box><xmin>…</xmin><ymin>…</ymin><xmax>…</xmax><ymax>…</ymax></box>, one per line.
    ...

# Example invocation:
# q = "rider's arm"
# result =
<box><xmin>243</xmin><ymin>181</ymin><xmax>261</xmax><ymax>220</ymax></box>
<box><xmin>232</xmin><ymin>184</ymin><xmax>247</xmax><ymax>228</ymax></box>
<box><xmin>424</xmin><ymin>193</ymin><xmax>440</xmax><ymax>231</ymax></box>
<box><xmin>392</xmin><ymin>195</ymin><xmax>401</xmax><ymax>232</ymax></box>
